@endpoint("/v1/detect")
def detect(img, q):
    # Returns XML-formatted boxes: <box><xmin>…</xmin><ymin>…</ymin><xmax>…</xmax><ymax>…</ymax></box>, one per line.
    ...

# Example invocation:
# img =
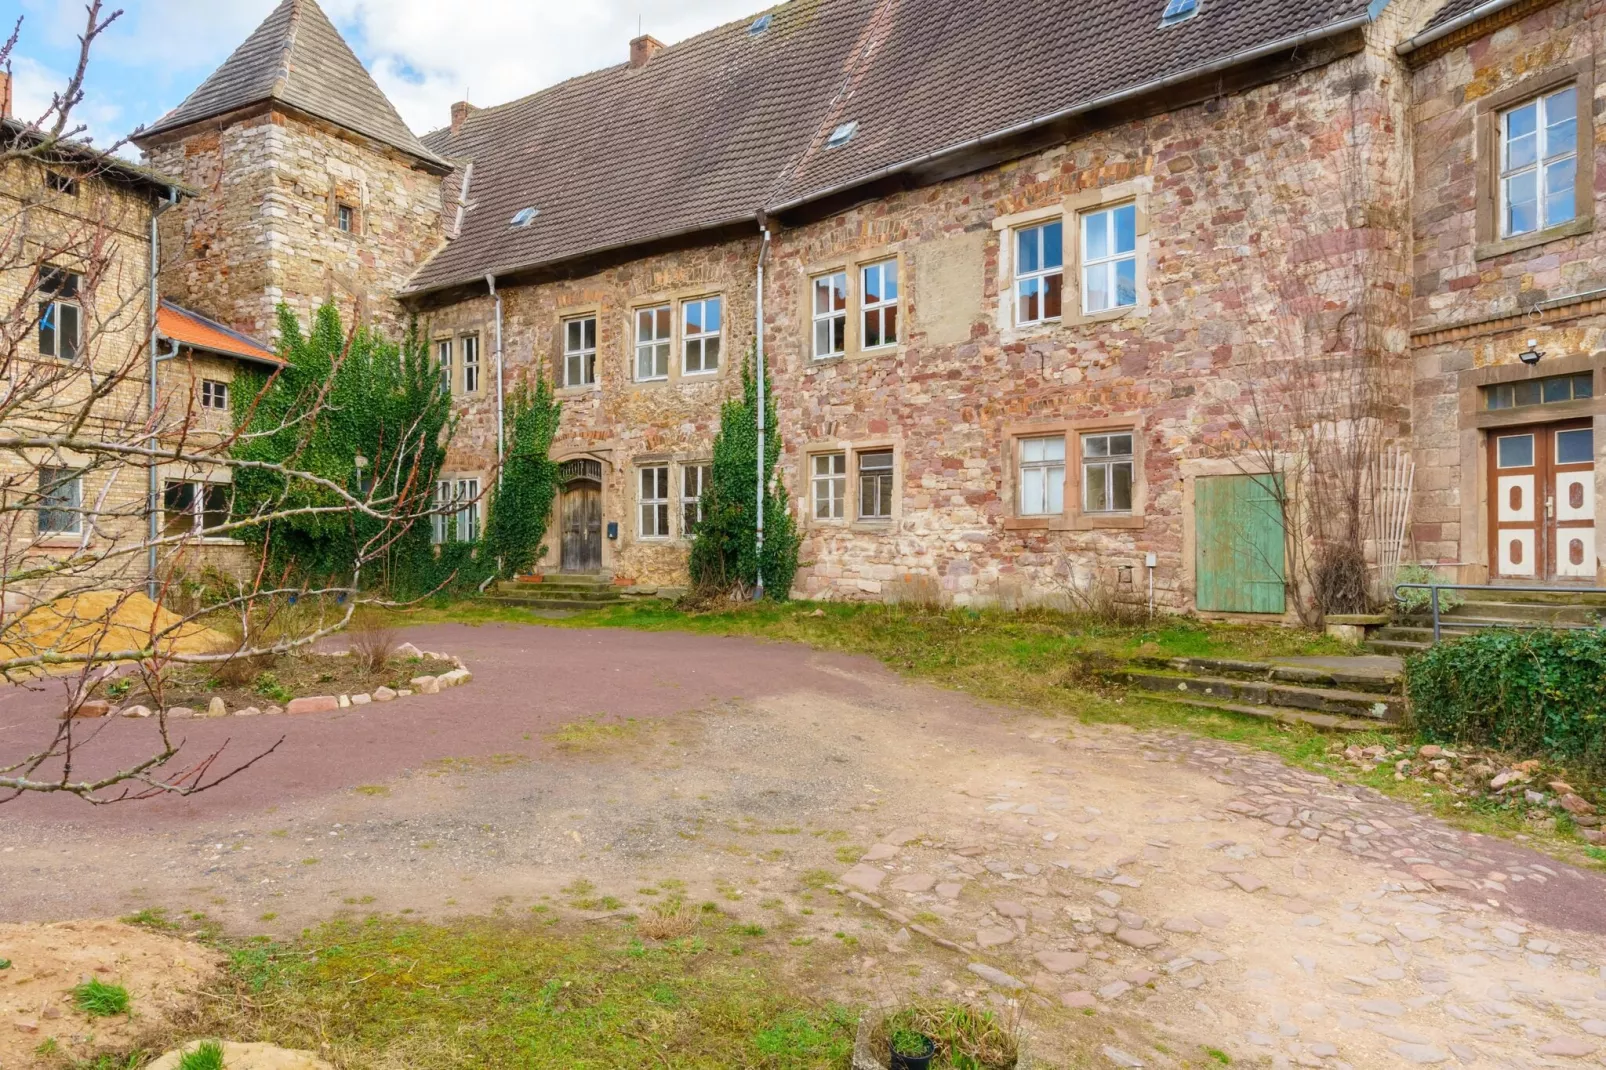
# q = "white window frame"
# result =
<box><xmin>639</xmin><ymin>465</ymin><xmax>671</xmax><ymax>538</ymax></box>
<box><xmin>811</xmin><ymin>272</ymin><xmax>848</xmax><ymax>359</ymax></box>
<box><xmin>682</xmin><ymin>296</ymin><xmax>722</xmax><ymax>375</ymax></box>
<box><xmin>37</xmin><ymin>466</ymin><xmax>81</xmax><ymax>535</ymax></box>
<box><xmin>1081</xmin><ymin>431</ymin><xmax>1136</xmax><ymax>514</ymax></box>
<box><xmin>432</xmin><ymin>478</ymin><xmax>481</xmax><ymax>543</ymax></box>
<box><xmin>461</xmin><ymin>334</ymin><xmax>480</xmax><ymax>394</ymax></box>
<box><xmin>164</xmin><ymin>480</ymin><xmax>231</xmax><ymax>537</ymax></box>
<box><xmin>436</xmin><ymin>338</ymin><xmax>453</xmax><ymax>395</ymax></box>
<box><xmin>635</xmin><ymin>305</ymin><xmax>672</xmax><ymax>381</ymax></box>
<box><xmin>563</xmin><ymin>316</ymin><xmax>597</xmax><ymax>387</ymax></box>
<box><xmin>857</xmin><ymin>450</ymin><xmax>894</xmax><ymax>521</ymax></box>
<box><xmin>336</xmin><ymin>203</ymin><xmax>355</xmax><ymax>233</ymax></box>
<box><xmin>1013</xmin><ymin>220</ymin><xmax>1063</xmax><ymax>326</ymax></box>
<box><xmin>812</xmin><ymin>452</ymin><xmax>846</xmax><ymax>520</ymax></box>
<box><xmin>38</xmin><ymin>269</ymin><xmax>81</xmax><ymax>361</ymax></box>
<box><xmin>200</xmin><ymin>379</ymin><xmax>229</xmax><ymax>411</ymax></box>
<box><xmin>1499</xmin><ymin>86</ymin><xmax>1579</xmax><ymax>238</ymax></box>
<box><xmin>1018</xmin><ymin>435</ymin><xmax>1066</xmax><ymax>516</ymax></box>
<box><xmin>860</xmin><ymin>259</ymin><xmax>899</xmax><ymax>349</ymax></box>
<box><xmin>681</xmin><ymin>463</ymin><xmax>711</xmax><ymax>535</ymax></box>
<box><xmin>1080</xmin><ymin>203</ymin><xmax>1138</xmax><ymax>315</ymax></box>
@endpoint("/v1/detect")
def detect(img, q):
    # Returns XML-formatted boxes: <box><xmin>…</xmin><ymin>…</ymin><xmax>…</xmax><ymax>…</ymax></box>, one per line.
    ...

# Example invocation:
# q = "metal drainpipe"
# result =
<box><xmin>485</xmin><ymin>273</ymin><xmax>505</xmax><ymax>482</ymax></box>
<box><xmin>753</xmin><ymin>222</ymin><xmax>771</xmax><ymax>600</ymax></box>
<box><xmin>146</xmin><ymin>185</ymin><xmax>180</xmax><ymax>601</ymax></box>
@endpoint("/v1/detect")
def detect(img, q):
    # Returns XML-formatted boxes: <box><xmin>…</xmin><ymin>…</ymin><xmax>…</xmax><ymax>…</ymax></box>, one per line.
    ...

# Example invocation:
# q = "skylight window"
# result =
<box><xmin>826</xmin><ymin>121</ymin><xmax>858</xmax><ymax>149</ymax></box>
<box><xmin>749</xmin><ymin>13</ymin><xmax>772</xmax><ymax>35</ymax></box>
<box><xmin>509</xmin><ymin>207</ymin><xmax>540</xmax><ymax>227</ymax></box>
<box><xmin>1160</xmin><ymin>0</ymin><xmax>1199</xmax><ymax>25</ymax></box>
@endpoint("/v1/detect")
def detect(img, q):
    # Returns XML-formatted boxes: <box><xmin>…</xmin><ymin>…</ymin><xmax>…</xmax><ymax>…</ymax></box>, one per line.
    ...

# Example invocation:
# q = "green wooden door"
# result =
<box><xmin>1195</xmin><ymin>474</ymin><xmax>1287</xmax><ymax>613</ymax></box>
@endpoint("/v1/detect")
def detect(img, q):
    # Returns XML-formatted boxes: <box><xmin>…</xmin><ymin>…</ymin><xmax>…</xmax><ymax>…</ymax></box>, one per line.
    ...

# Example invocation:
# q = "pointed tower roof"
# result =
<box><xmin>139</xmin><ymin>0</ymin><xmax>444</xmax><ymax>168</ymax></box>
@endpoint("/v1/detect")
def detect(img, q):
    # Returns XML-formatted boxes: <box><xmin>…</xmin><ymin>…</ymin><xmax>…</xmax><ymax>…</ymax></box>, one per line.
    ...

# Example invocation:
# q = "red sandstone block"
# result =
<box><xmin>286</xmin><ymin>695</ymin><xmax>340</xmax><ymax>715</ymax></box>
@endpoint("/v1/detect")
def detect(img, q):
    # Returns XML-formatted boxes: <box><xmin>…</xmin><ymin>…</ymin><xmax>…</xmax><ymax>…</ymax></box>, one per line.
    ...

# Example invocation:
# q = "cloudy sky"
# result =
<box><xmin>8</xmin><ymin>0</ymin><xmax>763</xmax><ymax>149</ymax></box>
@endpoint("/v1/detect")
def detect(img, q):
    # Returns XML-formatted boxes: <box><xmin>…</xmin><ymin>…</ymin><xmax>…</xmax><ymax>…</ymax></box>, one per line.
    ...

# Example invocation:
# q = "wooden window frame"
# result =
<box><xmin>435</xmin><ymin>337</ymin><xmax>454</xmax><ymax>396</ymax></box>
<box><xmin>163</xmin><ymin>479</ymin><xmax>232</xmax><ymax>538</ymax></box>
<box><xmin>681</xmin><ymin>462</ymin><xmax>711</xmax><ymax>536</ymax></box>
<box><xmin>200</xmin><ymin>379</ymin><xmax>229</xmax><ymax>411</ymax></box>
<box><xmin>1475</xmin><ymin>60</ymin><xmax>1595</xmax><ymax>261</ymax></box>
<box><xmin>811</xmin><ymin>452</ymin><xmax>847</xmax><ymax>521</ymax></box>
<box><xmin>460</xmin><ymin>333</ymin><xmax>481</xmax><ymax>395</ymax></box>
<box><xmin>810</xmin><ymin>272</ymin><xmax>848</xmax><ymax>360</ymax></box>
<box><xmin>1012</xmin><ymin>219</ymin><xmax>1064</xmax><ymax>327</ymax></box>
<box><xmin>1017</xmin><ymin>434</ymin><xmax>1066</xmax><ymax>517</ymax></box>
<box><xmin>1001</xmin><ymin>417</ymin><xmax>1146</xmax><ymax>531</ymax></box>
<box><xmin>857</xmin><ymin>449</ymin><xmax>895</xmax><ymax>522</ymax></box>
<box><xmin>1079</xmin><ymin>203</ymin><xmax>1139</xmax><ymax>316</ymax></box>
<box><xmin>634</xmin><ymin>304</ymin><xmax>672</xmax><ymax>382</ymax></box>
<box><xmin>859</xmin><ymin>259</ymin><xmax>900</xmax><ymax>350</ymax></box>
<box><xmin>37</xmin><ymin>466</ymin><xmax>82</xmax><ymax>536</ymax></box>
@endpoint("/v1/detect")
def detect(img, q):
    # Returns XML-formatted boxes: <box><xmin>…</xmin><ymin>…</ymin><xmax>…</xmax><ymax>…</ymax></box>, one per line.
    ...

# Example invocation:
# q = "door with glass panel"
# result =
<box><xmin>1488</xmin><ymin>420</ymin><xmax>1596</xmax><ymax>580</ymax></box>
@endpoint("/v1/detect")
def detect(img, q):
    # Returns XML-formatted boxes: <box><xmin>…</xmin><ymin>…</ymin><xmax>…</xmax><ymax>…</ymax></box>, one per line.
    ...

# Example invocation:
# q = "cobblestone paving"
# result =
<box><xmin>841</xmin><ymin>726</ymin><xmax>1606</xmax><ymax>1068</ymax></box>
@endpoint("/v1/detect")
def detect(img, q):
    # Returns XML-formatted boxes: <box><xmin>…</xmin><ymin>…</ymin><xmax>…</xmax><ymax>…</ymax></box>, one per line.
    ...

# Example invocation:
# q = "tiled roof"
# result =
<box><xmin>406</xmin><ymin>0</ymin><xmax>1376</xmax><ymax>295</ymax></box>
<box><xmin>138</xmin><ymin>0</ymin><xmax>444</xmax><ymax>169</ymax></box>
<box><xmin>159</xmin><ymin>301</ymin><xmax>283</xmax><ymax>366</ymax></box>
<box><xmin>2</xmin><ymin>118</ymin><xmax>186</xmax><ymax>196</ymax></box>
<box><xmin>1422</xmin><ymin>0</ymin><xmax>1488</xmax><ymax>30</ymax></box>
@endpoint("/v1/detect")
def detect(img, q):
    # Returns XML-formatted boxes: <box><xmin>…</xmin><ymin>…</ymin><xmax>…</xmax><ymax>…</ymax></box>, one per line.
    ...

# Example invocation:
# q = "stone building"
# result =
<box><xmin>136</xmin><ymin>0</ymin><xmax>1606</xmax><ymax>613</ymax></box>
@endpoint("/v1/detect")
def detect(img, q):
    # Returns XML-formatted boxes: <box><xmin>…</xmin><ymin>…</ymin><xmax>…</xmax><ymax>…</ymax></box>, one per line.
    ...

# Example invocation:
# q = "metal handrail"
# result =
<box><xmin>1394</xmin><ymin>582</ymin><xmax>1606</xmax><ymax>643</ymax></box>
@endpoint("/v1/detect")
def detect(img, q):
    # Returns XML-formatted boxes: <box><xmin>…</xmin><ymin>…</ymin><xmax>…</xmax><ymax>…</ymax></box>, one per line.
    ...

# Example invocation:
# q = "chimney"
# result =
<box><xmin>629</xmin><ymin>34</ymin><xmax>665</xmax><ymax>69</ymax></box>
<box><xmin>450</xmin><ymin>100</ymin><xmax>477</xmax><ymax>135</ymax></box>
<box><xmin>0</xmin><ymin>72</ymin><xmax>11</xmax><ymax>120</ymax></box>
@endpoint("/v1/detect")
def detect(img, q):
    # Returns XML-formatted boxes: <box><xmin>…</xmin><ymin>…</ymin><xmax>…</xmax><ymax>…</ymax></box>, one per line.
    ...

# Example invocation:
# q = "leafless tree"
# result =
<box><xmin>0</xmin><ymin>5</ymin><xmax>445</xmax><ymax>803</ymax></box>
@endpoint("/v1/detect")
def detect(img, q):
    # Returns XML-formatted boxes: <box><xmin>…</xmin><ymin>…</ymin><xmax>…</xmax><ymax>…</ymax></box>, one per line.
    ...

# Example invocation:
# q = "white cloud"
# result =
<box><xmin>9</xmin><ymin>53</ymin><xmax>129</xmax><ymax>151</ymax></box>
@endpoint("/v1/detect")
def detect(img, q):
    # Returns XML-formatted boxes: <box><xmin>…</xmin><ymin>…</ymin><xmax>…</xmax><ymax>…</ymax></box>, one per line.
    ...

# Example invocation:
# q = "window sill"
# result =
<box><xmin>1066</xmin><ymin>304</ymin><xmax>1140</xmax><ymax>328</ymax></box>
<box><xmin>850</xmin><ymin>519</ymin><xmax>894</xmax><ymax>533</ymax></box>
<box><xmin>1475</xmin><ymin>216</ymin><xmax>1593</xmax><ymax>261</ymax></box>
<box><xmin>556</xmin><ymin>384</ymin><xmax>599</xmax><ymax>396</ymax></box>
<box><xmin>1002</xmin><ymin>513</ymin><xmax>1145</xmax><ymax>532</ymax></box>
<box><xmin>34</xmin><ymin>536</ymin><xmax>87</xmax><ymax>548</ymax></box>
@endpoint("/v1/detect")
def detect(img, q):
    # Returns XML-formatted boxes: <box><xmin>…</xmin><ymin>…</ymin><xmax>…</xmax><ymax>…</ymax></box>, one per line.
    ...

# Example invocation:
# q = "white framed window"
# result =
<box><xmin>461</xmin><ymin>334</ymin><xmax>480</xmax><ymax>394</ymax></box>
<box><xmin>860</xmin><ymin>260</ymin><xmax>899</xmax><ymax>349</ymax></box>
<box><xmin>681</xmin><ymin>464</ymin><xmax>711</xmax><ymax>534</ymax></box>
<box><xmin>564</xmin><ymin>316</ymin><xmax>597</xmax><ymax>387</ymax></box>
<box><xmin>636</xmin><ymin>305</ymin><xmax>671</xmax><ymax>381</ymax></box>
<box><xmin>337</xmin><ymin>203</ymin><xmax>355</xmax><ymax>233</ymax></box>
<box><xmin>200</xmin><ymin>379</ymin><xmax>229</xmax><ymax>410</ymax></box>
<box><xmin>812</xmin><ymin>453</ymin><xmax>846</xmax><ymax>520</ymax></box>
<box><xmin>163</xmin><ymin>480</ymin><xmax>230</xmax><ymax>537</ymax></box>
<box><xmin>858</xmin><ymin>450</ymin><xmax>894</xmax><ymax>520</ymax></box>
<box><xmin>432</xmin><ymin>478</ymin><xmax>480</xmax><ymax>543</ymax></box>
<box><xmin>639</xmin><ymin>465</ymin><xmax>670</xmax><ymax>537</ymax></box>
<box><xmin>1018</xmin><ymin>435</ymin><xmax>1066</xmax><ymax>516</ymax></box>
<box><xmin>38</xmin><ymin>268</ymin><xmax>81</xmax><ymax>360</ymax></box>
<box><xmin>1082</xmin><ymin>432</ymin><xmax>1135</xmax><ymax>514</ymax></box>
<box><xmin>37</xmin><ymin>466</ymin><xmax>81</xmax><ymax>535</ymax></box>
<box><xmin>436</xmin><ymin>339</ymin><xmax>453</xmax><ymax>395</ymax></box>
<box><xmin>1014</xmin><ymin>220</ymin><xmax>1063</xmax><ymax>326</ymax></box>
<box><xmin>1081</xmin><ymin>204</ymin><xmax>1138</xmax><ymax>314</ymax></box>
<box><xmin>811</xmin><ymin>272</ymin><xmax>847</xmax><ymax>359</ymax></box>
<box><xmin>1500</xmin><ymin>86</ymin><xmax>1578</xmax><ymax>237</ymax></box>
<box><xmin>682</xmin><ymin>296</ymin><xmax>722</xmax><ymax>374</ymax></box>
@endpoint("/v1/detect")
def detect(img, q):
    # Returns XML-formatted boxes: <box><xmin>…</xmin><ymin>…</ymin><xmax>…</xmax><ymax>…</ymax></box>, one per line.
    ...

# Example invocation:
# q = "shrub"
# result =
<box><xmin>1392</xmin><ymin>563</ymin><xmax>1463</xmax><ymax>615</ymax></box>
<box><xmin>1406</xmin><ymin>628</ymin><xmax>1606</xmax><ymax>770</ymax></box>
<box><xmin>346</xmin><ymin>609</ymin><xmax>399</xmax><ymax>674</ymax></box>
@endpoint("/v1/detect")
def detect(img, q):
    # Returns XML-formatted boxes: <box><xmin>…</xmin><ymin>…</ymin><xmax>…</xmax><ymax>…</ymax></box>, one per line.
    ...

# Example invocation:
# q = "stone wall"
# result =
<box><xmin>1407</xmin><ymin>0</ymin><xmax>1606</xmax><ymax>583</ymax></box>
<box><xmin>417</xmin><ymin>33</ymin><xmax>1419</xmax><ymax>612</ymax></box>
<box><xmin>145</xmin><ymin>109</ymin><xmax>445</xmax><ymax>344</ymax></box>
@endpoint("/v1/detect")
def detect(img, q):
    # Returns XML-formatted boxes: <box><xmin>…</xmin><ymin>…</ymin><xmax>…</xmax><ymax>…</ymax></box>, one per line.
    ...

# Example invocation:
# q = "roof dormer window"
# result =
<box><xmin>826</xmin><ymin>121</ymin><xmax>858</xmax><ymax>149</ymax></box>
<box><xmin>1160</xmin><ymin>0</ymin><xmax>1198</xmax><ymax>25</ymax></box>
<box><xmin>510</xmin><ymin>206</ymin><xmax>540</xmax><ymax>227</ymax></box>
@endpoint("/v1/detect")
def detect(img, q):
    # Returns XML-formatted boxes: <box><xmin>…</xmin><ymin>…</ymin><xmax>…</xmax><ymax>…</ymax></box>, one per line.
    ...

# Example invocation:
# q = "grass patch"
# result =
<box><xmin>178</xmin><ymin>1041</ymin><xmax>226</xmax><ymax>1070</ymax></box>
<box><xmin>129</xmin><ymin>914</ymin><xmax>854</xmax><ymax>1068</ymax></box>
<box><xmin>549</xmin><ymin>716</ymin><xmax>646</xmax><ymax>751</ymax></box>
<box><xmin>72</xmin><ymin>978</ymin><xmax>130</xmax><ymax>1017</ymax></box>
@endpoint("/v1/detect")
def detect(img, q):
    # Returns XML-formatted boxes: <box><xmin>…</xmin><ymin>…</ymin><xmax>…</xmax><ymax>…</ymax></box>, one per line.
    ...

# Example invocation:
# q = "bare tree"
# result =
<box><xmin>0</xmin><ymin>5</ymin><xmax>447</xmax><ymax>803</ymax></box>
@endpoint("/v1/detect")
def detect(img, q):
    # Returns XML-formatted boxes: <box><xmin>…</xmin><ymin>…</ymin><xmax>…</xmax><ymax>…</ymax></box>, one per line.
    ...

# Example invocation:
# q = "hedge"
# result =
<box><xmin>1405</xmin><ymin>628</ymin><xmax>1606</xmax><ymax>771</ymax></box>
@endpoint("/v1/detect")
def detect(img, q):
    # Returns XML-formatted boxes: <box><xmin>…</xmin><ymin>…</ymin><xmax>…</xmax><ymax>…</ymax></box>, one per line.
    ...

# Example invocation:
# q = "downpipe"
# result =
<box><xmin>146</xmin><ymin>185</ymin><xmax>181</xmax><ymax>601</ymax></box>
<box><xmin>752</xmin><ymin>221</ymin><xmax>771</xmax><ymax>600</ymax></box>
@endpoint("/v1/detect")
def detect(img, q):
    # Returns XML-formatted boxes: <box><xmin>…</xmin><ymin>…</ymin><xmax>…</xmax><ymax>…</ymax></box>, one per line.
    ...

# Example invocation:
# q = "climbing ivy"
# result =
<box><xmin>687</xmin><ymin>351</ymin><xmax>799</xmax><ymax>599</ymax></box>
<box><xmin>483</xmin><ymin>374</ymin><xmax>562</xmax><ymax>578</ymax></box>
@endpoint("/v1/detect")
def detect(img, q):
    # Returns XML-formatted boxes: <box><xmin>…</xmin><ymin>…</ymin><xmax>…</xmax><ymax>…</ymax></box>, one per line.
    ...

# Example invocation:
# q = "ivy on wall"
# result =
<box><xmin>483</xmin><ymin>375</ymin><xmax>562</xmax><ymax>578</ymax></box>
<box><xmin>688</xmin><ymin>352</ymin><xmax>799</xmax><ymax>599</ymax></box>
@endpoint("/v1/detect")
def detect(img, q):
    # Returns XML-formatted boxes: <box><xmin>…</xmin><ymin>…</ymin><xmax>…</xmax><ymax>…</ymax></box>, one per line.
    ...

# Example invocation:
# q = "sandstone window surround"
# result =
<box><xmin>682</xmin><ymin>295</ymin><xmax>722</xmax><ymax>375</ymax></box>
<box><xmin>637</xmin><ymin>463</ymin><xmax>672</xmax><ymax>538</ymax></box>
<box><xmin>993</xmin><ymin>180</ymin><xmax>1151</xmax><ymax>336</ymax></box>
<box><xmin>623</xmin><ymin>290</ymin><xmax>733</xmax><ymax>387</ymax></box>
<box><xmin>635</xmin><ymin>304</ymin><xmax>673</xmax><ymax>382</ymax></box>
<box><xmin>802</xmin><ymin>440</ymin><xmax>902</xmax><ymax>530</ymax></box>
<box><xmin>563</xmin><ymin>314</ymin><xmax>598</xmax><ymax>388</ymax></box>
<box><xmin>803</xmin><ymin>248</ymin><xmax>908</xmax><ymax>363</ymax></box>
<box><xmin>324</xmin><ymin>183</ymin><xmax>363</xmax><ymax>237</ymax></box>
<box><xmin>1475</xmin><ymin>60</ymin><xmax>1595</xmax><ymax>262</ymax></box>
<box><xmin>1001</xmin><ymin>416</ymin><xmax>1147</xmax><ymax>531</ymax></box>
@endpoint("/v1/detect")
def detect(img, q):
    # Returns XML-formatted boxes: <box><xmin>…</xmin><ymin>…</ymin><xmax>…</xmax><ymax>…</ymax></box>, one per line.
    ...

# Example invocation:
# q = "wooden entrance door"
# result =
<box><xmin>1194</xmin><ymin>473</ymin><xmax>1287</xmax><ymax>613</ymax></box>
<box><xmin>1489</xmin><ymin>420</ymin><xmax>1597</xmax><ymax>580</ymax></box>
<box><xmin>560</xmin><ymin>486</ymin><xmax>602</xmax><ymax>572</ymax></box>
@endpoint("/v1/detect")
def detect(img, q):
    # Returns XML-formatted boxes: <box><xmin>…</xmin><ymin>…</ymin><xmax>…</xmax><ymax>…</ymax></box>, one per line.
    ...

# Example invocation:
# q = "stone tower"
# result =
<box><xmin>135</xmin><ymin>0</ymin><xmax>448</xmax><ymax>342</ymax></box>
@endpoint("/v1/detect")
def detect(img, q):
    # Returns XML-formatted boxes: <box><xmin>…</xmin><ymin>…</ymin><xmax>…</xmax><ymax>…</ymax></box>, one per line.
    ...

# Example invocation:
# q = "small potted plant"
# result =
<box><xmin>889</xmin><ymin>1025</ymin><xmax>936</xmax><ymax>1070</ymax></box>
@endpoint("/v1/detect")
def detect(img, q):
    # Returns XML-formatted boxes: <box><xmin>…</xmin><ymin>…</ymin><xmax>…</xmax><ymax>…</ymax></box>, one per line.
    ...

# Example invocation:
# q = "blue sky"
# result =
<box><xmin>7</xmin><ymin>0</ymin><xmax>763</xmax><ymax>152</ymax></box>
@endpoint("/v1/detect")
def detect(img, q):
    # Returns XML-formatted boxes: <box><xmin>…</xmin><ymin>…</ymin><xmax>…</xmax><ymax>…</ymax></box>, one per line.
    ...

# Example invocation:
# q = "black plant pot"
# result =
<box><xmin>889</xmin><ymin>1034</ymin><xmax>936</xmax><ymax>1070</ymax></box>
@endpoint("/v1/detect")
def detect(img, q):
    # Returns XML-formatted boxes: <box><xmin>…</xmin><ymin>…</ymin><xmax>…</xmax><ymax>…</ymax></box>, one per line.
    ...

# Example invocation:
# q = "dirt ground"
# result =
<box><xmin>4</xmin><ymin>623</ymin><xmax>1606</xmax><ymax>1067</ymax></box>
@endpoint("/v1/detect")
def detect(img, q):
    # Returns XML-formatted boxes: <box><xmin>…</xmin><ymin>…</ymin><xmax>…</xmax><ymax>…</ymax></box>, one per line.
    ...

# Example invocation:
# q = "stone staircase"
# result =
<box><xmin>1365</xmin><ymin>589</ymin><xmax>1606</xmax><ymax>654</ymax></box>
<box><xmin>478</xmin><ymin>574</ymin><xmax>637</xmax><ymax>613</ymax></box>
<box><xmin>1100</xmin><ymin>654</ymin><xmax>1405</xmax><ymax>732</ymax></box>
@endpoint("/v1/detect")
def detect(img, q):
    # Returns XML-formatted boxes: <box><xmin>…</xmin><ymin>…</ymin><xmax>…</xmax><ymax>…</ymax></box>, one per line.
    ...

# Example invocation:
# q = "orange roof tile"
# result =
<box><xmin>158</xmin><ymin>301</ymin><xmax>283</xmax><ymax>365</ymax></box>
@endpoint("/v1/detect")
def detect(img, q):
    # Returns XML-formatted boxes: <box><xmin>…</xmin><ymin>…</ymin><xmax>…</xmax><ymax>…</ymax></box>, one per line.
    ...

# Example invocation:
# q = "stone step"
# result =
<box><xmin>476</xmin><ymin>596</ymin><xmax>620</xmax><ymax>612</ymax></box>
<box><xmin>1433</xmin><ymin>601</ymin><xmax>1606</xmax><ymax>624</ymax></box>
<box><xmin>1459</xmin><ymin>588</ymin><xmax>1606</xmax><ymax>607</ymax></box>
<box><xmin>491</xmin><ymin>586</ymin><xmax>625</xmax><ymax>603</ymax></box>
<box><xmin>1364</xmin><ymin>638</ymin><xmax>1429</xmax><ymax>656</ymax></box>
<box><xmin>502</xmin><ymin>576</ymin><xmax>613</xmax><ymax>590</ymax></box>
<box><xmin>1116</xmin><ymin>671</ymin><xmax>1403</xmax><ymax>722</ymax></box>
<box><xmin>1375</xmin><ymin>619</ymin><xmax>1600</xmax><ymax>643</ymax></box>
<box><xmin>1130</xmin><ymin>655</ymin><xmax>1401</xmax><ymax>695</ymax></box>
<box><xmin>1160</xmin><ymin>694</ymin><xmax>1384</xmax><ymax>733</ymax></box>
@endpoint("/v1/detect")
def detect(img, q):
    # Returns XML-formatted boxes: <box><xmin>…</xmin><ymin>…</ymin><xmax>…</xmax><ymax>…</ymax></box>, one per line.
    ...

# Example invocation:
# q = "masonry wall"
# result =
<box><xmin>145</xmin><ymin>109</ymin><xmax>445</xmax><ymax>344</ymax></box>
<box><xmin>417</xmin><ymin>31</ymin><xmax>1417</xmax><ymax>611</ymax></box>
<box><xmin>1408</xmin><ymin>0</ymin><xmax>1606</xmax><ymax>583</ymax></box>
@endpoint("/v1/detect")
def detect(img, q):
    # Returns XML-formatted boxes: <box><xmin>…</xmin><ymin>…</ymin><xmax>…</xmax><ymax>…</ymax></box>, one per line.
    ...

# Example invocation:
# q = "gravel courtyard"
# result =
<box><xmin>4</xmin><ymin>622</ymin><xmax>1606</xmax><ymax>1067</ymax></box>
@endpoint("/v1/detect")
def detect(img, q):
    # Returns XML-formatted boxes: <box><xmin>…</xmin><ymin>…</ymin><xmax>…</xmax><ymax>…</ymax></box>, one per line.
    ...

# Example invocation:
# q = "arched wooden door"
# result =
<box><xmin>559</xmin><ymin>459</ymin><xmax>604</xmax><ymax>573</ymax></box>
